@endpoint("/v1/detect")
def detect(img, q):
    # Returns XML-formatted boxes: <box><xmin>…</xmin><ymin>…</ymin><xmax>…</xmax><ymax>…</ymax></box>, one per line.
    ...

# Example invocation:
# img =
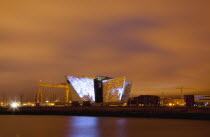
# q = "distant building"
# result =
<box><xmin>173</xmin><ymin>99</ymin><xmax>185</xmax><ymax>106</ymax></box>
<box><xmin>184</xmin><ymin>95</ymin><xmax>195</xmax><ymax>107</ymax></box>
<box><xmin>160</xmin><ymin>97</ymin><xmax>185</xmax><ymax>106</ymax></box>
<box><xmin>128</xmin><ymin>95</ymin><xmax>160</xmax><ymax>106</ymax></box>
<box><xmin>194</xmin><ymin>95</ymin><xmax>210</xmax><ymax>107</ymax></box>
<box><xmin>184</xmin><ymin>95</ymin><xmax>210</xmax><ymax>107</ymax></box>
<box><xmin>160</xmin><ymin>97</ymin><xmax>174</xmax><ymax>106</ymax></box>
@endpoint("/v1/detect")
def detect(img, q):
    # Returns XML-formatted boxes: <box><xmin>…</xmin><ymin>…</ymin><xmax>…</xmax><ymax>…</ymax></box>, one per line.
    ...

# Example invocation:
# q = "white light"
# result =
<box><xmin>11</xmin><ymin>102</ymin><xmax>19</xmax><ymax>108</ymax></box>
<box><xmin>46</xmin><ymin>100</ymin><xmax>49</xmax><ymax>103</ymax></box>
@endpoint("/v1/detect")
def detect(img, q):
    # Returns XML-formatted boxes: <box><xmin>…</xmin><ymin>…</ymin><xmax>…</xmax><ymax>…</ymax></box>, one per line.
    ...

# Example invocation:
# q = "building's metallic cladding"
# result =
<box><xmin>102</xmin><ymin>77</ymin><xmax>126</xmax><ymax>102</ymax></box>
<box><xmin>121</xmin><ymin>81</ymin><xmax>132</xmax><ymax>103</ymax></box>
<box><xmin>66</xmin><ymin>76</ymin><xmax>95</xmax><ymax>101</ymax></box>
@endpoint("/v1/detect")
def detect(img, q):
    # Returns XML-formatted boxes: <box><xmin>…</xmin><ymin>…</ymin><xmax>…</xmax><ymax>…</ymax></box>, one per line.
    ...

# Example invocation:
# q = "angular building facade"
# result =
<box><xmin>66</xmin><ymin>76</ymin><xmax>132</xmax><ymax>103</ymax></box>
<box><xmin>66</xmin><ymin>76</ymin><xmax>95</xmax><ymax>102</ymax></box>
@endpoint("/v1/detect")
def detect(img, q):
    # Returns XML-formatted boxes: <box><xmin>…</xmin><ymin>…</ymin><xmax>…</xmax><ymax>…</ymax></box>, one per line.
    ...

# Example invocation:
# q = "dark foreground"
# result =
<box><xmin>1</xmin><ymin>106</ymin><xmax>210</xmax><ymax>120</ymax></box>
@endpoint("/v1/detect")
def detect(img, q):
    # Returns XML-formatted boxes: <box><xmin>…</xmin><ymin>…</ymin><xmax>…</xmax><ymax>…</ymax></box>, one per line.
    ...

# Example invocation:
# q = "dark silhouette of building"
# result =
<box><xmin>184</xmin><ymin>95</ymin><xmax>195</xmax><ymax>107</ymax></box>
<box><xmin>128</xmin><ymin>95</ymin><xmax>160</xmax><ymax>106</ymax></box>
<box><xmin>83</xmin><ymin>101</ymin><xmax>91</xmax><ymax>106</ymax></box>
<box><xmin>71</xmin><ymin>101</ymin><xmax>80</xmax><ymax>107</ymax></box>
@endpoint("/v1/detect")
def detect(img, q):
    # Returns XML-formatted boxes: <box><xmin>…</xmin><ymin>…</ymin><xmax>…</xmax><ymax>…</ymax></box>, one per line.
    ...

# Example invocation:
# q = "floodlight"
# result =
<box><xmin>11</xmin><ymin>102</ymin><xmax>19</xmax><ymax>108</ymax></box>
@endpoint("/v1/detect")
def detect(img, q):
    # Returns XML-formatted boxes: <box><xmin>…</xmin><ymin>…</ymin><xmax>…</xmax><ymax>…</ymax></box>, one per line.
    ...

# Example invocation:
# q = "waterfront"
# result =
<box><xmin>0</xmin><ymin>115</ymin><xmax>210</xmax><ymax>137</ymax></box>
<box><xmin>1</xmin><ymin>106</ymin><xmax>210</xmax><ymax>120</ymax></box>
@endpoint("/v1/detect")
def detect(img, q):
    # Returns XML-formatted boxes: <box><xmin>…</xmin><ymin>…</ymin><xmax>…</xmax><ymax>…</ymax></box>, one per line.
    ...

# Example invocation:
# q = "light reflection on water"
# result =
<box><xmin>68</xmin><ymin>117</ymin><xmax>99</xmax><ymax>137</ymax></box>
<box><xmin>0</xmin><ymin>115</ymin><xmax>210</xmax><ymax>137</ymax></box>
<box><xmin>67</xmin><ymin>116</ymin><xmax>128</xmax><ymax>137</ymax></box>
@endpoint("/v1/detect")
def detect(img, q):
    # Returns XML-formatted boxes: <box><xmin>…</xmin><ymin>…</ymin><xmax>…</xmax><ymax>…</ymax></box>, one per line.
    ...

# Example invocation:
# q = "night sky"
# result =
<box><xmin>0</xmin><ymin>1</ymin><xmax>210</xmax><ymax>96</ymax></box>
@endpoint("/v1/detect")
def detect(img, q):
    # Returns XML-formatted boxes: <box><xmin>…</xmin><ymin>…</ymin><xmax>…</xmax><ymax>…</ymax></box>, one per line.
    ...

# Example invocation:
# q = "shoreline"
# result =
<box><xmin>1</xmin><ymin>106</ymin><xmax>210</xmax><ymax>120</ymax></box>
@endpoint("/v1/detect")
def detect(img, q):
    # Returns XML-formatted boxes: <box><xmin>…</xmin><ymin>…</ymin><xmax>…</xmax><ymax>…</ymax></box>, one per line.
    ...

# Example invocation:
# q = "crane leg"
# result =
<box><xmin>65</xmin><ymin>88</ymin><xmax>69</xmax><ymax>103</ymax></box>
<box><xmin>38</xmin><ymin>87</ymin><xmax>42</xmax><ymax>103</ymax></box>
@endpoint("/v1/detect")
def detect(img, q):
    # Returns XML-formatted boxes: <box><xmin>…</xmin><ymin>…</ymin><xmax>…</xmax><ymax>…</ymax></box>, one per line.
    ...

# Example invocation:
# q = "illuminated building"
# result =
<box><xmin>194</xmin><ymin>95</ymin><xmax>210</xmax><ymax>107</ymax></box>
<box><xmin>173</xmin><ymin>99</ymin><xmax>185</xmax><ymax>106</ymax></box>
<box><xmin>66</xmin><ymin>76</ymin><xmax>132</xmax><ymax>103</ymax></box>
<box><xmin>67</xmin><ymin>76</ymin><xmax>95</xmax><ymax>102</ymax></box>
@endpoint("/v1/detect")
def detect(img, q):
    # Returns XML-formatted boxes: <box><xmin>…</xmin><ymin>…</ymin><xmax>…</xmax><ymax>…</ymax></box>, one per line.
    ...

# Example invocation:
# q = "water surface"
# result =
<box><xmin>0</xmin><ymin>115</ymin><xmax>210</xmax><ymax>137</ymax></box>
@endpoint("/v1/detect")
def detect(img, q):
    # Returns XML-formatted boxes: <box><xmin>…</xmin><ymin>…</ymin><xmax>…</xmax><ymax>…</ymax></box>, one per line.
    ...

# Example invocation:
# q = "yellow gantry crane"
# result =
<box><xmin>37</xmin><ymin>83</ymin><xmax>70</xmax><ymax>103</ymax></box>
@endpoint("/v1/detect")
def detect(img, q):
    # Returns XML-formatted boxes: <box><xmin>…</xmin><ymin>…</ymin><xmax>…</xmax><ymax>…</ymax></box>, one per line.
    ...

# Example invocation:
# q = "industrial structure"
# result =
<box><xmin>37</xmin><ymin>75</ymin><xmax>132</xmax><ymax>105</ymax></box>
<box><xmin>184</xmin><ymin>95</ymin><xmax>210</xmax><ymax>107</ymax></box>
<box><xmin>37</xmin><ymin>83</ymin><xmax>70</xmax><ymax>103</ymax></box>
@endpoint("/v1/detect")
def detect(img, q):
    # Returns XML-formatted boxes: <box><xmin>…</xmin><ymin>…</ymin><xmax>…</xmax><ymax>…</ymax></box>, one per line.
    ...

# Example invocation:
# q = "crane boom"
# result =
<box><xmin>39</xmin><ymin>83</ymin><xmax>69</xmax><ymax>88</ymax></box>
